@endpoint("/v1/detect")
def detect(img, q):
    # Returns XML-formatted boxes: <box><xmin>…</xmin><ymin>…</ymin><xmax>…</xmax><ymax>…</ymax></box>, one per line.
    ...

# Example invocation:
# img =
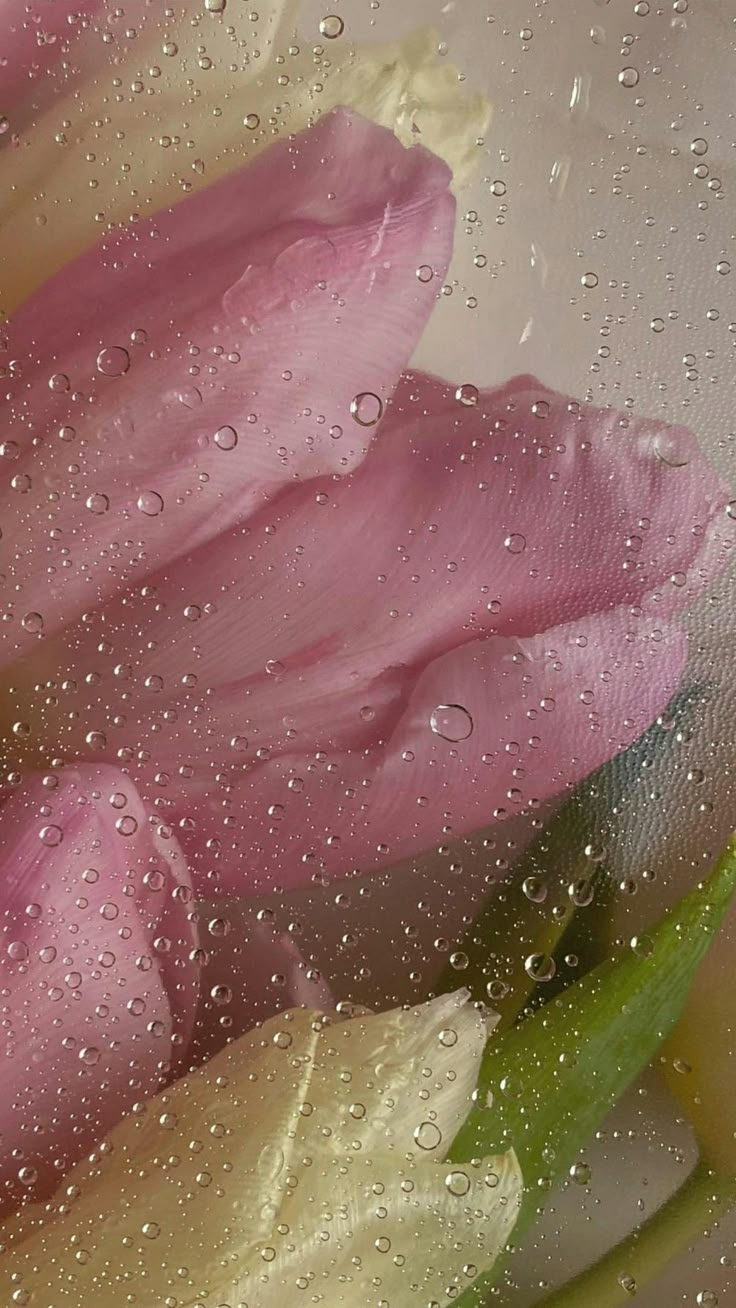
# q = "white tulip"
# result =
<box><xmin>0</xmin><ymin>991</ymin><xmax>521</xmax><ymax>1308</ymax></box>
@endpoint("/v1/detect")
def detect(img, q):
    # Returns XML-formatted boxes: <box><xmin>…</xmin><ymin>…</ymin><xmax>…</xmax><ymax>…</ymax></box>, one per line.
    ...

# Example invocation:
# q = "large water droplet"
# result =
<box><xmin>430</xmin><ymin>704</ymin><xmax>474</xmax><ymax>742</ymax></box>
<box><xmin>350</xmin><ymin>392</ymin><xmax>383</xmax><ymax>427</ymax></box>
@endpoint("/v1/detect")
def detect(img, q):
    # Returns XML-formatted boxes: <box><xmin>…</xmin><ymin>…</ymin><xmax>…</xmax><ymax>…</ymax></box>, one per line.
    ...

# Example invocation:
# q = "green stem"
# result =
<box><xmin>535</xmin><ymin>1160</ymin><xmax>736</xmax><ymax>1308</ymax></box>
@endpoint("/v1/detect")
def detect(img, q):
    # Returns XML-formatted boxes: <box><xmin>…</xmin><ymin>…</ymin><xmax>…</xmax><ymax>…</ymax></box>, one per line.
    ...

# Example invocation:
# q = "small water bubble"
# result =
<box><xmin>490</xmin><ymin>179</ymin><xmax>507</xmax><ymax>197</ymax></box>
<box><xmin>429</xmin><ymin>704</ymin><xmax>474</xmax><ymax>742</ymax></box>
<box><xmin>618</xmin><ymin>66</ymin><xmax>640</xmax><ymax>87</ymax></box>
<box><xmin>319</xmin><ymin>14</ymin><xmax>345</xmax><ymax>38</ymax></box>
<box><xmin>717</xmin><ymin>260</ymin><xmax>731</xmax><ymax>277</ymax></box>
<box><xmin>96</xmin><ymin>346</ymin><xmax>130</xmax><ymax>377</ymax></box>
<box><xmin>691</xmin><ymin>138</ymin><xmax>709</xmax><ymax>156</ymax></box>
<box><xmin>214</xmin><ymin>425</ymin><xmax>238</xmax><ymax>450</ymax></box>
<box><xmin>569</xmin><ymin>1161</ymin><xmax>591</xmax><ymax>1185</ymax></box>
<box><xmin>350</xmin><ymin>392</ymin><xmax>383</xmax><ymax>427</ymax></box>
<box><xmin>445</xmin><ymin>1169</ymin><xmax>471</xmax><ymax>1196</ymax></box>
<box><xmin>504</xmin><ymin>533</ymin><xmax>527</xmax><ymax>555</ymax></box>
<box><xmin>137</xmin><ymin>490</ymin><xmax>165</xmax><ymax>516</ymax></box>
<box><xmin>522</xmin><ymin>875</ymin><xmax>548</xmax><ymax>903</ymax></box>
<box><xmin>414</xmin><ymin>1121</ymin><xmax>442</xmax><ymax>1151</ymax></box>
<box><xmin>416</xmin><ymin>264</ymin><xmax>434</xmax><ymax>283</ymax></box>
<box><xmin>39</xmin><ymin>824</ymin><xmax>63</xmax><ymax>848</ymax></box>
<box><xmin>653</xmin><ymin>433</ymin><xmax>690</xmax><ymax>468</ymax></box>
<box><xmin>524</xmin><ymin>952</ymin><xmax>557</xmax><ymax>982</ymax></box>
<box><xmin>455</xmin><ymin>382</ymin><xmax>479</xmax><ymax>407</ymax></box>
<box><xmin>581</xmin><ymin>271</ymin><xmax>599</xmax><ymax>288</ymax></box>
<box><xmin>650</xmin><ymin>317</ymin><xmax>665</xmax><ymax>333</ymax></box>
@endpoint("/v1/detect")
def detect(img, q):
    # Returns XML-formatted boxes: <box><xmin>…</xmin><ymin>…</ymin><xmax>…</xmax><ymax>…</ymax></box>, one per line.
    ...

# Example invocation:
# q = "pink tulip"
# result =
<box><xmin>9</xmin><ymin>372</ymin><xmax>729</xmax><ymax>894</ymax></box>
<box><xmin>0</xmin><ymin>763</ymin><xmax>198</xmax><ymax>1212</ymax></box>
<box><xmin>0</xmin><ymin>108</ymin><xmax>455</xmax><ymax>666</ymax></box>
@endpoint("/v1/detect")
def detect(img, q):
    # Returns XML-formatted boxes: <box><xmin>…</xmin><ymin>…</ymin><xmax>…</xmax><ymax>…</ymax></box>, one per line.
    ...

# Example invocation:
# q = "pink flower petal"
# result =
<box><xmin>172</xmin><ymin>609</ymin><xmax>687</xmax><ymax>894</ymax></box>
<box><xmin>0</xmin><ymin>109</ymin><xmax>454</xmax><ymax>667</ymax></box>
<box><xmin>0</xmin><ymin>764</ymin><xmax>198</xmax><ymax>1211</ymax></box>
<box><xmin>0</xmin><ymin>2</ymin><xmax>106</xmax><ymax>133</ymax></box>
<box><xmin>29</xmin><ymin>370</ymin><xmax>726</xmax><ymax>786</ymax></box>
<box><xmin>191</xmin><ymin>916</ymin><xmax>333</xmax><ymax>1065</ymax></box>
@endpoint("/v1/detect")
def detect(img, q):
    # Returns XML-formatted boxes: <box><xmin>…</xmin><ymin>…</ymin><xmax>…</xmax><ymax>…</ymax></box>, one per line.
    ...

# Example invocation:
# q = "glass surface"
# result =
<box><xmin>0</xmin><ymin>2</ymin><xmax>734</xmax><ymax>1305</ymax></box>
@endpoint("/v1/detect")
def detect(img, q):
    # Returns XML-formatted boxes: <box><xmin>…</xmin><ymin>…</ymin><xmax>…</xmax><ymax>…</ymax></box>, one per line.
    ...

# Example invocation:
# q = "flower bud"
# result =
<box><xmin>0</xmin><ymin>991</ymin><xmax>521</xmax><ymax>1307</ymax></box>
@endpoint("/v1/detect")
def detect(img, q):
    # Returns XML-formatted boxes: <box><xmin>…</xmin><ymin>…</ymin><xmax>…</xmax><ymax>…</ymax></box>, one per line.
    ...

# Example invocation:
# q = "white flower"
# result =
<box><xmin>0</xmin><ymin>990</ymin><xmax>521</xmax><ymax>1308</ymax></box>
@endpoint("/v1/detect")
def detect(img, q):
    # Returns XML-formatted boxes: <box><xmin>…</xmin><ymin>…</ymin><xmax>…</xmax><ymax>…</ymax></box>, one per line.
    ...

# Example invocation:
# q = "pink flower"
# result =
<box><xmin>6</xmin><ymin>371</ymin><xmax>729</xmax><ymax>894</ymax></box>
<box><xmin>0</xmin><ymin>108</ymin><xmax>454</xmax><ymax>663</ymax></box>
<box><xmin>0</xmin><ymin>764</ymin><xmax>197</xmax><ymax>1212</ymax></box>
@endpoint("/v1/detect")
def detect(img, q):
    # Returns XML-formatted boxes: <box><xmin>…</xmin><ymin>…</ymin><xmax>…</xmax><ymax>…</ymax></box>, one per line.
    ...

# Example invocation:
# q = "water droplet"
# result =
<box><xmin>618</xmin><ymin>1274</ymin><xmax>637</xmax><ymax>1296</ymax></box>
<box><xmin>569</xmin><ymin>1160</ymin><xmax>591</xmax><ymax>1185</ymax></box>
<box><xmin>650</xmin><ymin>317</ymin><xmax>665</xmax><ymax>333</ymax></box>
<box><xmin>653</xmin><ymin>433</ymin><xmax>690</xmax><ymax>468</ymax></box>
<box><xmin>350</xmin><ymin>392</ymin><xmax>383</xmax><ymax>427</ymax></box>
<box><xmin>416</xmin><ymin>264</ymin><xmax>434</xmax><ymax>283</ymax></box>
<box><xmin>525</xmin><ymin>952</ymin><xmax>557</xmax><ymax>982</ymax></box>
<box><xmin>455</xmin><ymin>382</ymin><xmax>479</xmax><ymax>407</ymax></box>
<box><xmin>7</xmin><ymin>941</ymin><xmax>29</xmax><ymax>962</ymax></box>
<box><xmin>86</xmin><ymin>492</ymin><xmax>109</xmax><ymax>514</ymax></box>
<box><xmin>490</xmin><ymin>179</ymin><xmax>507</xmax><ymax>197</ymax></box>
<box><xmin>430</xmin><ymin>704</ymin><xmax>474</xmax><ymax>742</ymax></box>
<box><xmin>691</xmin><ymin>138</ymin><xmax>708</xmax><ymax>156</ymax></box>
<box><xmin>49</xmin><ymin>372</ymin><xmax>70</xmax><ymax>393</ymax></box>
<box><xmin>717</xmin><ymin>260</ymin><xmax>731</xmax><ymax>277</ymax></box>
<box><xmin>244</xmin><ymin>112</ymin><xmax>260</xmax><ymax>130</ymax></box>
<box><xmin>21</xmin><ymin>611</ymin><xmax>44</xmax><ymax>634</ymax></box>
<box><xmin>618</xmin><ymin>66</ymin><xmax>640</xmax><ymax>88</ymax></box>
<box><xmin>319</xmin><ymin>14</ymin><xmax>345</xmax><ymax>38</ymax></box>
<box><xmin>445</xmin><ymin>1169</ymin><xmax>471</xmax><ymax>1196</ymax></box>
<box><xmin>522</xmin><ymin>875</ymin><xmax>548</xmax><ymax>903</ymax></box>
<box><xmin>697</xmin><ymin>1293</ymin><xmax>719</xmax><ymax>1307</ymax></box>
<box><xmin>504</xmin><ymin>532</ymin><xmax>527</xmax><ymax>554</ymax></box>
<box><xmin>96</xmin><ymin>346</ymin><xmax>130</xmax><ymax>377</ymax></box>
<box><xmin>214</xmin><ymin>425</ymin><xmax>238</xmax><ymax>450</ymax></box>
<box><xmin>39</xmin><ymin>824</ymin><xmax>63</xmax><ymax>848</ymax></box>
<box><xmin>414</xmin><ymin>1121</ymin><xmax>442</xmax><ymax>1151</ymax></box>
<box><xmin>581</xmin><ymin>271</ymin><xmax>599</xmax><ymax>288</ymax></box>
<box><xmin>204</xmin><ymin>0</ymin><xmax>226</xmax><ymax>11</ymax></box>
<box><xmin>137</xmin><ymin>490</ymin><xmax>165</xmax><ymax>516</ymax></box>
<box><xmin>142</xmin><ymin>1221</ymin><xmax>161</xmax><ymax>1239</ymax></box>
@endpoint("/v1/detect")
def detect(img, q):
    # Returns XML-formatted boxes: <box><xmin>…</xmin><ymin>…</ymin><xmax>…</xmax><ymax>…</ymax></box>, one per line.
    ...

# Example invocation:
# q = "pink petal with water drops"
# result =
<box><xmin>0</xmin><ymin>108</ymin><xmax>454</xmax><ymax>668</ymax></box>
<box><xmin>65</xmin><ymin>368</ymin><xmax>727</xmax><ymax>697</ymax></box>
<box><xmin>173</xmin><ymin>609</ymin><xmax>686</xmax><ymax>894</ymax></box>
<box><xmin>191</xmin><ymin>916</ymin><xmax>334</xmax><ymax>1065</ymax></box>
<box><xmin>31</xmin><ymin>366</ymin><xmax>727</xmax><ymax>793</ymax></box>
<box><xmin>0</xmin><ymin>764</ymin><xmax>199</xmax><ymax>1212</ymax></box>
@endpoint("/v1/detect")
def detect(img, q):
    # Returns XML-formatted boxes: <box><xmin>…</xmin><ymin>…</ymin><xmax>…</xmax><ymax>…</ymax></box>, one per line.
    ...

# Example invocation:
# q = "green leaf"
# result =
<box><xmin>447</xmin><ymin>834</ymin><xmax>736</xmax><ymax>1304</ymax></box>
<box><xmin>436</xmin><ymin>683</ymin><xmax>705</xmax><ymax>1028</ymax></box>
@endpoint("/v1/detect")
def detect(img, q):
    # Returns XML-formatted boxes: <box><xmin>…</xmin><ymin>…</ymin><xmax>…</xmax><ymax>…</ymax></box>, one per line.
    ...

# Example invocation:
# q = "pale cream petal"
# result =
<box><xmin>0</xmin><ymin>1007</ymin><xmax>323</xmax><ymax>1305</ymax></box>
<box><xmin>237</xmin><ymin>1149</ymin><xmax>522</xmax><ymax>1307</ymax></box>
<box><xmin>297</xmin><ymin>990</ymin><xmax>493</xmax><ymax>1157</ymax></box>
